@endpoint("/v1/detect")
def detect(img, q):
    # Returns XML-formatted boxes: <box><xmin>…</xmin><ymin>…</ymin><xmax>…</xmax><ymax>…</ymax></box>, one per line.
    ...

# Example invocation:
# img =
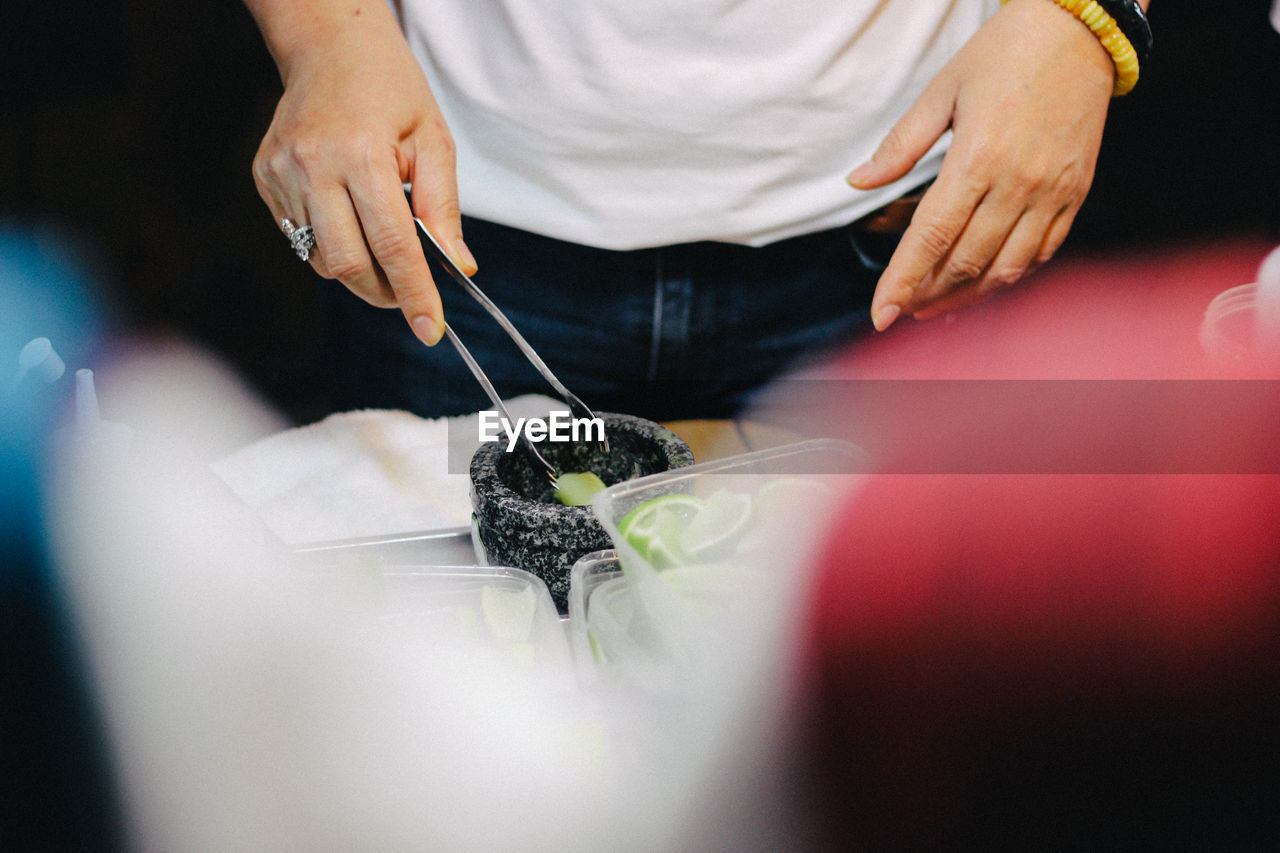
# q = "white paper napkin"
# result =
<box><xmin>211</xmin><ymin>395</ymin><xmax>562</xmax><ymax>545</ymax></box>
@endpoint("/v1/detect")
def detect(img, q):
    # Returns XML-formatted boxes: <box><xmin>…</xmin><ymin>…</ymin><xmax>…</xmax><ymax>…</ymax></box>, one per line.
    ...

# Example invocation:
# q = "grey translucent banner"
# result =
<box><xmin>749</xmin><ymin>379</ymin><xmax>1280</xmax><ymax>475</ymax></box>
<box><xmin>443</xmin><ymin>380</ymin><xmax>1280</xmax><ymax>476</ymax></box>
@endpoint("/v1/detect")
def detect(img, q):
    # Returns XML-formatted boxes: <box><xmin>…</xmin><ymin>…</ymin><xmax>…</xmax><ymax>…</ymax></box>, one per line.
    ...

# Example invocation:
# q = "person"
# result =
<box><xmin>242</xmin><ymin>0</ymin><xmax>1149</xmax><ymax>419</ymax></box>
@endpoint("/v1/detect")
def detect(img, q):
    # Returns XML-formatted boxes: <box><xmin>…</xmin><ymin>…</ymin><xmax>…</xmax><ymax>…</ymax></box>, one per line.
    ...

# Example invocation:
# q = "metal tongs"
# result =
<box><xmin>411</xmin><ymin>216</ymin><xmax>609</xmax><ymax>487</ymax></box>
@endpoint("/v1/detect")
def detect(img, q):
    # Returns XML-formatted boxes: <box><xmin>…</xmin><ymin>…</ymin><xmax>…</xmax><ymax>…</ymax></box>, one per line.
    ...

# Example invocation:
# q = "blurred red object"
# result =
<box><xmin>788</xmin><ymin>240</ymin><xmax>1280</xmax><ymax>849</ymax></box>
<box><xmin>822</xmin><ymin>237</ymin><xmax>1279</xmax><ymax>381</ymax></box>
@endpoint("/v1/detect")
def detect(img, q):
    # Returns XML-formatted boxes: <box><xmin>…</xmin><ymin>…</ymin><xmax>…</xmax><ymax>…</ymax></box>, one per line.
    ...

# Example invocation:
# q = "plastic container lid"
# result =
<box><xmin>17</xmin><ymin>337</ymin><xmax>66</xmax><ymax>385</ymax></box>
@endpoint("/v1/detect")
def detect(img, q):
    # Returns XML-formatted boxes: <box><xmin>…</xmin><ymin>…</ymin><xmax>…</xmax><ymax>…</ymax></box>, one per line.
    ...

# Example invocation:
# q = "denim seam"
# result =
<box><xmin>647</xmin><ymin>250</ymin><xmax>664</xmax><ymax>382</ymax></box>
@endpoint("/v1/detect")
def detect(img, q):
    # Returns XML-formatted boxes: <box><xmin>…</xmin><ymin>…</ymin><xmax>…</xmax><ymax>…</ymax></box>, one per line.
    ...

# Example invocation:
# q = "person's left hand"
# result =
<box><xmin>847</xmin><ymin>0</ymin><xmax>1116</xmax><ymax>330</ymax></box>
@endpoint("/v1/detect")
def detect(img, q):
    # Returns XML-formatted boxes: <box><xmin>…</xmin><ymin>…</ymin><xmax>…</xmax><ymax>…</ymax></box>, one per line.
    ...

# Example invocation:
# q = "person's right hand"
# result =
<box><xmin>250</xmin><ymin>5</ymin><xmax>474</xmax><ymax>346</ymax></box>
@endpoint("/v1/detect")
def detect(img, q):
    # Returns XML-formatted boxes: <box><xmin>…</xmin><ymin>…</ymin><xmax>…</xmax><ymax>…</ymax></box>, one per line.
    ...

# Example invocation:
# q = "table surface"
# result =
<box><xmin>661</xmin><ymin>419</ymin><xmax>805</xmax><ymax>464</ymax></box>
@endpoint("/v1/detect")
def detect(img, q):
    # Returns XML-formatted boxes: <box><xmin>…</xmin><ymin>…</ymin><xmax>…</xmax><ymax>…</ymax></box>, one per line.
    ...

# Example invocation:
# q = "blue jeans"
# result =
<box><xmin>323</xmin><ymin>216</ymin><xmax>895</xmax><ymax>421</ymax></box>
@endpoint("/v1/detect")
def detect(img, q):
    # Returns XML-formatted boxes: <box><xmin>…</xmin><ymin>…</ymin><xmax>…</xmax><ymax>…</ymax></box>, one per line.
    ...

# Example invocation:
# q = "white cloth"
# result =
<box><xmin>396</xmin><ymin>0</ymin><xmax>1000</xmax><ymax>249</ymax></box>
<box><xmin>212</xmin><ymin>396</ymin><xmax>563</xmax><ymax>545</ymax></box>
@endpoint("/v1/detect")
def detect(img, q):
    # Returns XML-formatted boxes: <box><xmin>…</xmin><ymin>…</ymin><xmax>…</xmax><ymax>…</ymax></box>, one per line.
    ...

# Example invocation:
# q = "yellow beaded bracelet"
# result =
<box><xmin>1001</xmin><ymin>0</ymin><xmax>1141</xmax><ymax>95</ymax></box>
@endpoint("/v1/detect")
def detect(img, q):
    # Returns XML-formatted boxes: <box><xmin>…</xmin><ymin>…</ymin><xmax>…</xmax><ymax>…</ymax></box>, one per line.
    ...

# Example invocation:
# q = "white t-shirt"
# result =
<box><xmin>396</xmin><ymin>0</ymin><xmax>1000</xmax><ymax>249</ymax></box>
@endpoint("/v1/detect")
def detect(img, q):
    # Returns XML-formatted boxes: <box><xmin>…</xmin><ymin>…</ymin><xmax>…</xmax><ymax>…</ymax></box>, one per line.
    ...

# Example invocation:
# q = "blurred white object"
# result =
<box><xmin>51</xmin><ymin>367</ymin><xmax>135</xmax><ymax>453</ymax></box>
<box><xmin>16</xmin><ymin>336</ymin><xmax>66</xmax><ymax>386</ymax></box>
<box><xmin>74</xmin><ymin>367</ymin><xmax>99</xmax><ymax>424</ymax></box>
<box><xmin>583</xmin><ymin>440</ymin><xmax>863</xmax><ymax>851</ymax></box>
<box><xmin>47</xmin><ymin>344</ymin><xmax>825</xmax><ymax>852</ymax></box>
<box><xmin>1272</xmin><ymin>0</ymin><xmax>1279</xmax><ymax>33</ymax></box>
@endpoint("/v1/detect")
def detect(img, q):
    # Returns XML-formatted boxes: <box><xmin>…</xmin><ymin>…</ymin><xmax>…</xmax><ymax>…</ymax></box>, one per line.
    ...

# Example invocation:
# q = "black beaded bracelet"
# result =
<box><xmin>1093</xmin><ymin>0</ymin><xmax>1152</xmax><ymax>65</ymax></box>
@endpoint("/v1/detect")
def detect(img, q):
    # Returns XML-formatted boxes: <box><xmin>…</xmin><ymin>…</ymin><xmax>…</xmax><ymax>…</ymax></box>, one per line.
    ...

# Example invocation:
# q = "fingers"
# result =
<box><xmin>348</xmin><ymin>149</ymin><xmax>445</xmax><ymax>345</ymax></box>
<box><xmin>854</xmin><ymin>0</ymin><xmax>1111</xmax><ymax>330</ymax></box>
<box><xmin>910</xmin><ymin>205</ymin><xmax>1075</xmax><ymax>322</ymax></box>
<box><xmin>909</xmin><ymin>210</ymin><xmax>1039</xmax><ymax>321</ymax></box>
<box><xmin>909</xmin><ymin>189</ymin><xmax>1018</xmax><ymax>308</ymax></box>
<box><xmin>847</xmin><ymin>74</ymin><xmax>955</xmax><ymax>191</ymax></box>
<box><xmin>246</xmin><ymin>20</ymin><xmax>464</xmax><ymax>349</ymax></box>
<box><xmin>407</xmin><ymin>130</ymin><xmax>476</xmax><ymax>276</ymax></box>
<box><xmin>851</xmin><ymin>75</ymin><xmax>973</xmax><ymax>330</ymax></box>
<box><xmin>252</xmin><ymin>150</ymin><xmax>314</xmax><ymax>264</ymax></box>
<box><xmin>308</xmin><ymin>184</ymin><xmax>397</xmax><ymax>307</ymax></box>
<box><xmin>866</xmin><ymin>135</ymin><xmax>1087</xmax><ymax>329</ymax></box>
<box><xmin>1036</xmin><ymin>204</ymin><xmax>1076</xmax><ymax>268</ymax></box>
<box><xmin>253</xmin><ymin>137</ymin><xmax>445</xmax><ymax>346</ymax></box>
<box><xmin>255</xmin><ymin>144</ymin><xmax>404</xmax><ymax>305</ymax></box>
<box><xmin>867</xmin><ymin>166</ymin><xmax>986</xmax><ymax>330</ymax></box>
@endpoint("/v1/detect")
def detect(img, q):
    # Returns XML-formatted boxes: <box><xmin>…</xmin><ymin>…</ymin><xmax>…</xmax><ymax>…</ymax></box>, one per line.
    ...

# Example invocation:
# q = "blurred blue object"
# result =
<box><xmin>1</xmin><ymin>224</ymin><xmax>124</xmax><ymax>851</ymax></box>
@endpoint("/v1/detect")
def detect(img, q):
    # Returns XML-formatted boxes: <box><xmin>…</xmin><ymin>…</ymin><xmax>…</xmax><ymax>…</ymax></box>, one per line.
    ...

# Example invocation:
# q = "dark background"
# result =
<box><xmin>1</xmin><ymin>3</ymin><xmax>1278</xmax><ymax>850</ymax></box>
<box><xmin>3</xmin><ymin>0</ymin><xmax>1279</xmax><ymax>425</ymax></box>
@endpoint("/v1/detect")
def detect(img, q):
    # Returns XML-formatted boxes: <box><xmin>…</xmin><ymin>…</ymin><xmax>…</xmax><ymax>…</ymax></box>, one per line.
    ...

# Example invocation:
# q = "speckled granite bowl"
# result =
<box><xmin>470</xmin><ymin>412</ymin><xmax>693</xmax><ymax>609</ymax></box>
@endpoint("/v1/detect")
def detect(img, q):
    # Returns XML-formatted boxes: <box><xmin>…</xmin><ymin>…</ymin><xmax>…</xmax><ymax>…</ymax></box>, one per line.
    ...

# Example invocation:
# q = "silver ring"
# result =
<box><xmin>280</xmin><ymin>217</ymin><xmax>318</xmax><ymax>262</ymax></box>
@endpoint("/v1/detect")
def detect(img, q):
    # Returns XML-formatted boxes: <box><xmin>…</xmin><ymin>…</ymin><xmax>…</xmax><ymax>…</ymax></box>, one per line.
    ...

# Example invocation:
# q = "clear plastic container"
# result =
<box><xmin>379</xmin><ymin>564</ymin><xmax>572</xmax><ymax>672</ymax></box>
<box><xmin>566</xmin><ymin>549</ymin><xmax>622</xmax><ymax>668</ymax></box>
<box><xmin>1200</xmin><ymin>246</ymin><xmax>1280</xmax><ymax>369</ymax></box>
<box><xmin>584</xmin><ymin>439</ymin><xmax>863</xmax><ymax>683</ymax></box>
<box><xmin>1200</xmin><ymin>283</ymin><xmax>1263</xmax><ymax>365</ymax></box>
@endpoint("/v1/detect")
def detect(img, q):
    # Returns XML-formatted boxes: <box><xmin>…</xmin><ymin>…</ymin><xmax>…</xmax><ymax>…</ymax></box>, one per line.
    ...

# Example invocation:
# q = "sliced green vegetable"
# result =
<box><xmin>616</xmin><ymin>493</ymin><xmax>705</xmax><ymax>569</ymax></box>
<box><xmin>481</xmin><ymin>583</ymin><xmax>537</xmax><ymax>642</ymax></box>
<box><xmin>553</xmin><ymin>471</ymin><xmax>608</xmax><ymax>506</ymax></box>
<box><xmin>678</xmin><ymin>489</ymin><xmax>753</xmax><ymax>560</ymax></box>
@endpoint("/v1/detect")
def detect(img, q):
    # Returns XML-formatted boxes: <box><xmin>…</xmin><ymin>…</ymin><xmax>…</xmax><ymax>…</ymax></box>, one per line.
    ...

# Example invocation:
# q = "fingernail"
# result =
<box><xmin>847</xmin><ymin>161</ymin><xmax>875</xmax><ymax>188</ymax></box>
<box><xmin>873</xmin><ymin>304</ymin><xmax>900</xmax><ymax>331</ymax></box>
<box><xmin>453</xmin><ymin>238</ymin><xmax>478</xmax><ymax>276</ymax></box>
<box><xmin>412</xmin><ymin>314</ymin><xmax>444</xmax><ymax>347</ymax></box>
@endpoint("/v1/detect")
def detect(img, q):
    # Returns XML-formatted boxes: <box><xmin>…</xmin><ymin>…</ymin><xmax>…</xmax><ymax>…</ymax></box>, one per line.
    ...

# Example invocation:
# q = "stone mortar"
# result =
<box><xmin>469</xmin><ymin>412</ymin><xmax>693</xmax><ymax>609</ymax></box>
